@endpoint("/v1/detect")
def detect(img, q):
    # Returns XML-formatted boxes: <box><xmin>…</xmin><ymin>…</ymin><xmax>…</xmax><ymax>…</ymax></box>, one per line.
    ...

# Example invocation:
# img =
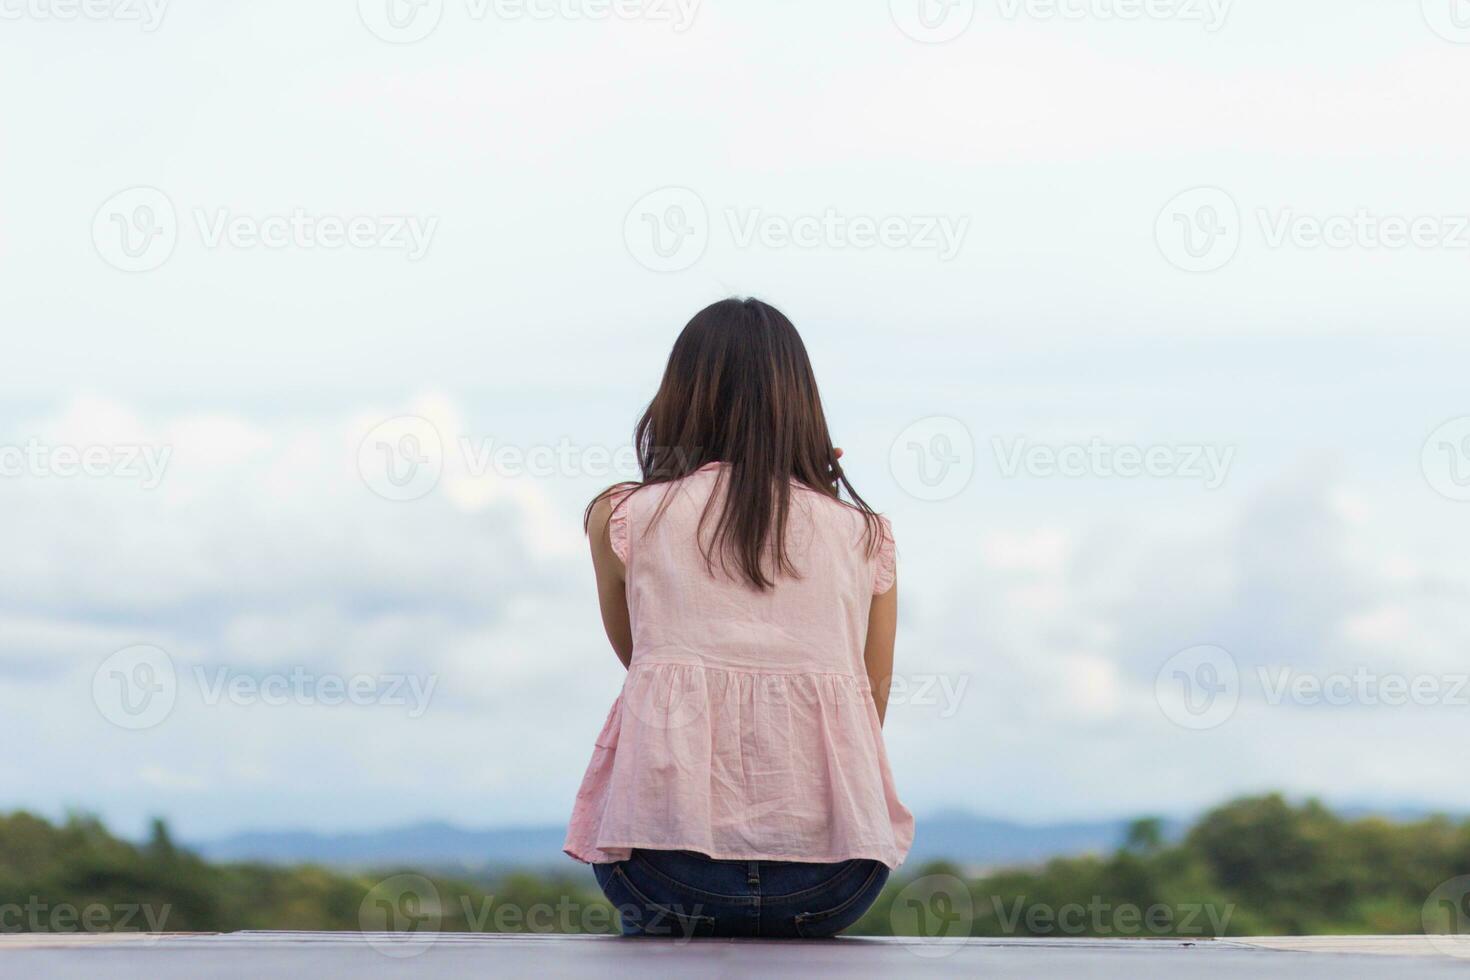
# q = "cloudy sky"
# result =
<box><xmin>3</xmin><ymin>0</ymin><xmax>1470</xmax><ymax>841</ymax></box>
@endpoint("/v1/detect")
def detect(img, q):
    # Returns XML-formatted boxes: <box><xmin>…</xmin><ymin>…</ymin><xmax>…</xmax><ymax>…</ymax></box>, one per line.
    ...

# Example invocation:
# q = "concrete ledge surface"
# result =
<box><xmin>1</xmin><ymin>931</ymin><xmax>1467</xmax><ymax>979</ymax></box>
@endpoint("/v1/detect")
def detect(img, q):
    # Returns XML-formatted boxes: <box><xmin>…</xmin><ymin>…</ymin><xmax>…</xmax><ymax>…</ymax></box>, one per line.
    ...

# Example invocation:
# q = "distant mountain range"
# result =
<box><xmin>187</xmin><ymin>804</ymin><xmax>1462</xmax><ymax>874</ymax></box>
<box><xmin>192</xmin><ymin>822</ymin><xmax>572</xmax><ymax>872</ymax></box>
<box><xmin>188</xmin><ymin>813</ymin><xmax>1180</xmax><ymax>873</ymax></box>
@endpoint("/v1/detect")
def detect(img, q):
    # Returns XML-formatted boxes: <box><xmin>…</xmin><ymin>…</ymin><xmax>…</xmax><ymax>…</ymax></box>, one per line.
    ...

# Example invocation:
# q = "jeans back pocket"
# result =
<box><xmin>604</xmin><ymin>864</ymin><xmax>716</xmax><ymax>938</ymax></box>
<box><xmin>792</xmin><ymin>862</ymin><xmax>889</xmax><ymax>938</ymax></box>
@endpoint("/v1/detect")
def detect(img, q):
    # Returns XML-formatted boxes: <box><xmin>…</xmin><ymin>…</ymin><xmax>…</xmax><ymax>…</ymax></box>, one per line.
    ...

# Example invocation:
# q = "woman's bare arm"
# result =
<box><xmin>587</xmin><ymin>495</ymin><xmax>633</xmax><ymax>668</ymax></box>
<box><xmin>863</xmin><ymin>575</ymin><xmax>898</xmax><ymax>726</ymax></box>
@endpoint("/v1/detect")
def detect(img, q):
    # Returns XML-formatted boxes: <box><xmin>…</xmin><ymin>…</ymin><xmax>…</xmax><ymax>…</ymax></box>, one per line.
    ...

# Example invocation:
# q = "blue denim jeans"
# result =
<box><xmin>593</xmin><ymin>848</ymin><xmax>889</xmax><ymax>939</ymax></box>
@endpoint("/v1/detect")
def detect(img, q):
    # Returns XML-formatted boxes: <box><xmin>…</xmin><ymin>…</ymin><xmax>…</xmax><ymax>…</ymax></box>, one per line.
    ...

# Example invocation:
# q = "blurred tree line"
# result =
<box><xmin>2</xmin><ymin>795</ymin><xmax>1468</xmax><ymax>937</ymax></box>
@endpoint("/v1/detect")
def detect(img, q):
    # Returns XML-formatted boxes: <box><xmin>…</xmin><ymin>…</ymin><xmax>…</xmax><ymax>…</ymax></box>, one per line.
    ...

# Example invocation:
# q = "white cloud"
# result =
<box><xmin>888</xmin><ymin>465</ymin><xmax>1470</xmax><ymax>821</ymax></box>
<box><xmin>2</xmin><ymin>0</ymin><xmax>1468</xmax><ymax>837</ymax></box>
<box><xmin>3</xmin><ymin>395</ymin><xmax>1470</xmax><ymax>836</ymax></box>
<box><xmin>0</xmin><ymin>396</ymin><xmax>618</xmax><ymax>834</ymax></box>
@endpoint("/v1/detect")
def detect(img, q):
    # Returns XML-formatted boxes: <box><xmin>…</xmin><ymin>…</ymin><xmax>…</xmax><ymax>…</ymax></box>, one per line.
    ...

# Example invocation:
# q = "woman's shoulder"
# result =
<box><xmin>793</xmin><ymin>482</ymin><xmax>892</xmax><ymax>528</ymax></box>
<box><xmin>587</xmin><ymin>483</ymin><xmax>644</xmax><ymax>564</ymax></box>
<box><xmin>792</xmin><ymin>484</ymin><xmax>894</xmax><ymax>552</ymax></box>
<box><xmin>588</xmin><ymin>482</ymin><xmax>639</xmax><ymax>518</ymax></box>
<box><xmin>791</xmin><ymin>490</ymin><xmax>895</xmax><ymax>594</ymax></box>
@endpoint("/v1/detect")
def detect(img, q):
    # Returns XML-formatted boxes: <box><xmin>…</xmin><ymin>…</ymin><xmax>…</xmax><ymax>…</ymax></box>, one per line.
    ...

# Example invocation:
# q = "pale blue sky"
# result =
<box><xmin>2</xmin><ymin>0</ymin><xmax>1470</xmax><ymax>839</ymax></box>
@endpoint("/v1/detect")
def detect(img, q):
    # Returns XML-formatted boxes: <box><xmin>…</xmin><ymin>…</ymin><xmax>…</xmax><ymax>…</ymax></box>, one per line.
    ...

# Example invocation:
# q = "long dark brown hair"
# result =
<box><xmin>585</xmin><ymin>297</ymin><xmax>880</xmax><ymax>590</ymax></box>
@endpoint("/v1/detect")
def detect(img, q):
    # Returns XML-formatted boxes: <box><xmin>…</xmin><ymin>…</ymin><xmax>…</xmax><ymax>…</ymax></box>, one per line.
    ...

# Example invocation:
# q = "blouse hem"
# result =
<box><xmin>564</xmin><ymin>840</ymin><xmax>907</xmax><ymax>870</ymax></box>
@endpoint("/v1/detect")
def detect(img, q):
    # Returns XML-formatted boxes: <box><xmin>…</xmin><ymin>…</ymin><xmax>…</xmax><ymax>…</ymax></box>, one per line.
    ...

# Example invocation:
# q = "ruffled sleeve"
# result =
<box><xmin>873</xmin><ymin>516</ymin><xmax>896</xmax><ymax>595</ymax></box>
<box><xmin>607</xmin><ymin>487</ymin><xmax>635</xmax><ymax>565</ymax></box>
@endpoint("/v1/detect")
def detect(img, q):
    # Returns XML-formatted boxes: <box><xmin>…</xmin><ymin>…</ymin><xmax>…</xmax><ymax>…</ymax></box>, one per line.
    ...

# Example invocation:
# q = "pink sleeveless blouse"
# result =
<box><xmin>564</xmin><ymin>462</ymin><xmax>914</xmax><ymax>868</ymax></box>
